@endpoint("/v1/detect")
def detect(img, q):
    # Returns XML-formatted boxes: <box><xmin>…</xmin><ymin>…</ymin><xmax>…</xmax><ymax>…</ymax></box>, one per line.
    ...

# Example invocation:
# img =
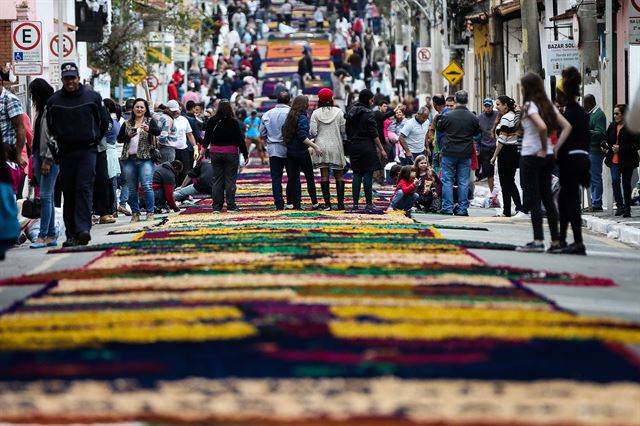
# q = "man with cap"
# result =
<box><xmin>0</xmin><ymin>65</ymin><xmax>27</xmax><ymax>169</ymax></box>
<box><xmin>166</xmin><ymin>99</ymin><xmax>198</xmax><ymax>183</ymax></box>
<box><xmin>478</xmin><ymin>97</ymin><xmax>498</xmax><ymax>191</ymax></box>
<box><xmin>154</xmin><ymin>102</ymin><xmax>177</xmax><ymax>163</ymax></box>
<box><xmin>46</xmin><ymin>62</ymin><xmax>110</xmax><ymax>247</ymax></box>
<box><xmin>436</xmin><ymin>90</ymin><xmax>480</xmax><ymax>216</ymax></box>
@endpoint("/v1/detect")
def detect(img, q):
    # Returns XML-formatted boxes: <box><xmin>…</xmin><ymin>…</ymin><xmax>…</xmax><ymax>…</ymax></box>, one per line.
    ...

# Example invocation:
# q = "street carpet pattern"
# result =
<box><xmin>0</xmin><ymin>165</ymin><xmax>640</xmax><ymax>425</ymax></box>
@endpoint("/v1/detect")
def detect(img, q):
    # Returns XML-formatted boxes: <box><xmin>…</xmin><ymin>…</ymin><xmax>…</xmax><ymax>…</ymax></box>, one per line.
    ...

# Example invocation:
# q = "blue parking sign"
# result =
<box><xmin>14</xmin><ymin>52</ymin><xmax>24</xmax><ymax>61</ymax></box>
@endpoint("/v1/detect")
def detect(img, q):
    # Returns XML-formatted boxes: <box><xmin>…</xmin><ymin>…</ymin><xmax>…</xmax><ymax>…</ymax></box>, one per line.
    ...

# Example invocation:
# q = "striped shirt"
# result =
<box><xmin>496</xmin><ymin>111</ymin><xmax>519</xmax><ymax>146</ymax></box>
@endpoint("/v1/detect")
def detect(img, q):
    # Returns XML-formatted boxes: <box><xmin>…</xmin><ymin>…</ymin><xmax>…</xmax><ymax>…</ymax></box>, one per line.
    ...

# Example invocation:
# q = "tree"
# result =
<box><xmin>88</xmin><ymin>0</ymin><xmax>199</xmax><ymax>82</ymax></box>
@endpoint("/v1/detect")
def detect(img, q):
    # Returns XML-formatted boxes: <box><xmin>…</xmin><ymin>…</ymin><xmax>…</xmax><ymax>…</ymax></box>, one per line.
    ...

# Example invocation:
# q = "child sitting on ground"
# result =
<box><xmin>413</xmin><ymin>154</ymin><xmax>442</xmax><ymax>213</ymax></box>
<box><xmin>389</xmin><ymin>165</ymin><xmax>418</xmax><ymax>212</ymax></box>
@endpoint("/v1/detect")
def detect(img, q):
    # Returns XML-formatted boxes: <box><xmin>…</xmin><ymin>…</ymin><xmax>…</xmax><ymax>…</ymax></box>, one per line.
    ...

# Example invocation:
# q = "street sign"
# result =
<box><xmin>546</xmin><ymin>40</ymin><xmax>580</xmax><ymax>75</ymax></box>
<box><xmin>416</xmin><ymin>47</ymin><xmax>432</xmax><ymax>72</ymax></box>
<box><xmin>146</xmin><ymin>75</ymin><xmax>160</xmax><ymax>91</ymax></box>
<box><xmin>49</xmin><ymin>61</ymin><xmax>60</xmax><ymax>87</ymax></box>
<box><xmin>631</xmin><ymin>0</ymin><xmax>640</xmax><ymax>15</ymax></box>
<box><xmin>49</xmin><ymin>33</ymin><xmax>75</xmax><ymax>59</ymax></box>
<box><xmin>125</xmin><ymin>64</ymin><xmax>147</xmax><ymax>86</ymax></box>
<box><xmin>11</xmin><ymin>21</ymin><xmax>43</xmax><ymax>76</ymax></box>
<box><xmin>441</xmin><ymin>61</ymin><xmax>464</xmax><ymax>86</ymax></box>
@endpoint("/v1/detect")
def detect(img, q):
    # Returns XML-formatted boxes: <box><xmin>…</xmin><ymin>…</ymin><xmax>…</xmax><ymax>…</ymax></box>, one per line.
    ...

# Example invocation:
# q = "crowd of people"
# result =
<box><xmin>2</xmin><ymin>0</ymin><xmax>640</xmax><ymax>261</ymax></box>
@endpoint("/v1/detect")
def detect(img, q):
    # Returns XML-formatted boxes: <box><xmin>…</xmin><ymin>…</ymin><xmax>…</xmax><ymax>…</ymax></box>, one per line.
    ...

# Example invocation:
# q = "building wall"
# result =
<box><xmin>0</xmin><ymin>20</ymin><xmax>12</xmax><ymax>67</ymax></box>
<box><xmin>503</xmin><ymin>18</ymin><xmax>524</xmax><ymax>104</ymax></box>
<box><xmin>616</xmin><ymin>0</ymin><xmax>631</xmax><ymax>104</ymax></box>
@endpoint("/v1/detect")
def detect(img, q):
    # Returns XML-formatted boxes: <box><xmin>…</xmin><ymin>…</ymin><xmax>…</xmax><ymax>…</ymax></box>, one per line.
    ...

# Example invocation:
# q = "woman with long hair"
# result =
<box><xmin>490</xmin><ymin>95</ymin><xmax>522</xmax><ymax>217</ymax></box>
<box><xmin>282</xmin><ymin>95</ymin><xmax>321</xmax><ymax>209</ymax></box>
<box><xmin>203</xmin><ymin>100</ymin><xmax>249</xmax><ymax>212</ymax></box>
<box><xmin>103</xmin><ymin>98</ymin><xmax>122</xmax><ymax>218</ymax></box>
<box><xmin>310</xmin><ymin>88</ymin><xmax>347</xmax><ymax>210</ymax></box>
<box><xmin>550</xmin><ymin>67</ymin><xmax>590</xmax><ymax>254</ymax></box>
<box><xmin>28</xmin><ymin>78</ymin><xmax>58</xmax><ymax>249</ymax></box>
<box><xmin>604</xmin><ymin>104</ymin><xmax>640</xmax><ymax>217</ymax></box>
<box><xmin>516</xmin><ymin>72</ymin><xmax>572</xmax><ymax>252</ymax></box>
<box><xmin>116</xmin><ymin>98</ymin><xmax>161</xmax><ymax>222</ymax></box>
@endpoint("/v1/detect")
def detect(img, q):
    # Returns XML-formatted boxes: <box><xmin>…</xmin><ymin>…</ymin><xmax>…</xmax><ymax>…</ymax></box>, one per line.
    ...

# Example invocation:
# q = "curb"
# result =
<box><xmin>582</xmin><ymin>215</ymin><xmax>640</xmax><ymax>247</ymax></box>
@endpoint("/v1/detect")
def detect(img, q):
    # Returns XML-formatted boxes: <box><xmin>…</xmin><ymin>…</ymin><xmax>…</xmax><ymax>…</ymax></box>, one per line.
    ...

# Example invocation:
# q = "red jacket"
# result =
<box><xmin>392</xmin><ymin>178</ymin><xmax>416</xmax><ymax>200</ymax></box>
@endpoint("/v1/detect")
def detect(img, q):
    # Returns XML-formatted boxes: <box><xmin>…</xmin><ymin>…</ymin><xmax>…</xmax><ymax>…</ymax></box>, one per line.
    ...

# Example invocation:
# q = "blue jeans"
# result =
<box><xmin>174</xmin><ymin>184</ymin><xmax>201</xmax><ymax>202</ymax></box>
<box><xmin>441</xmin><ymin>155</ymin><xmax>472</xmax><ymax>214</ymax></box>
<box><xmin>122</xmin><ymin>157</ymin><xmax>154</xmax><ymax>214</ymax></box>
<box><xmin>589</xmin><ymin>152</ymin><xmax>604</xmax><ymax>207</ymax></box>
<box><xmin>118</xmin><ymin>160</ymin><xmax>128</xmax><ymax>207</ymax></box>
<box><xmin>390</xmin><ymin>191</ymin><xmax>418</xmax><ymax>211</ymax></box>
<box><xmin>269</xmin><ymin>156</ymin><xmax>293</xmax><ymax>209</ymax></box>
<box><xmin>610</xmin><ymin>163</ymin><xmax>634</xmax><ymax>209</ymax></box>
<box><xmin>33</xmin><ymin>156</ymin><xmax>60</xmax><ymax>239</ymax></box>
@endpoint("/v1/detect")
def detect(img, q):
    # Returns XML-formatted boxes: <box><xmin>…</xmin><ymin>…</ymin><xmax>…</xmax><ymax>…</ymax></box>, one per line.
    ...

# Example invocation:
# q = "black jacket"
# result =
<box><xmin>345</xmin><ymin>102</ymin><xmax>378</xmax><ymax>143</ymax></box>
<box><xmin>437</xmin><ymin>106</ymin><xmax>480</xmax><ymax>158</ymax></box>
<box><xmin>605</xmin><ymin>123</ymin><xmax>640</xmax><ymax>169</ymax></box>
<box><xmin>46</xmin><ymin>84</ymin><xmax>109</xmax><ymax>150</ymax></box>
<box><xmin>204</xmin><ymin>116</ymin><xmax>249</xmax><ymax>159</ymax></box>
<box><xmin>188</xmin><ymin>160</ymin><xmax>213</xmax><ymax>193</ymax></box>
<box><xmin>374</xmin><ymin>108</ymin><xmax>394</xmax><ymax>145</ymax></box>
<box><xmin>345</xmin><ymin>102</ymin><xmax>381</xmax><ymax>173</ymax></box>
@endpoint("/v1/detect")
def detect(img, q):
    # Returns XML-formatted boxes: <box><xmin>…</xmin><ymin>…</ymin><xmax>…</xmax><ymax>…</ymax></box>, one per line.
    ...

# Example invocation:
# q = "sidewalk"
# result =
<box><xmin>583</xmin><ymin>206</ymin><xmax>640</xmax><ymax>247</ymax></box>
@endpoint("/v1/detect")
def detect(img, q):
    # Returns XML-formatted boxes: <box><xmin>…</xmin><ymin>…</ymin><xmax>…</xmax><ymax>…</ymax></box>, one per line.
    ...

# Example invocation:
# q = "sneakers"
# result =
<box><xmin>516</xmin><ymin>241</ymin><xmax>545</xmax><ymax>252</ymax></box>
<box><xmin>145</xmin><ymin>213</ymin><xmax>155</xmax><ymax>221</ymax></box>
<box><xmin>623</xmin><ymin>208</ymin><xmax>631</xmax><ymax>218</ymax></box>
<box><xmin>130</xmin><ymin>213</ymin><xmax>140</xmax><ymax>223</ymax></box>
<box><xmin>99</xmin><ymin>214</ymin><xmax>116</xmax><ymax>224</ymax></box>
<box><xmin>117</xmin><ymin>205</ymin><xmax>132</xmax><ymax>216</ymax></box>
<box><xmin>227</xmin><ymin>207</ymin><xmax>241</xmax><ymax>213</ymax></box>
<box><xmin>615</xmin><ymin>207</ymin><xmax>624</xmax><ymax>216</ymax></box>
<box><xmin>582</xmin><ymin>206</ymin><xmax>603</xmax><ymax>212</ymax></box>
<box><xmin>562</xmin><ymin>242</ymin><xmax>586</xmax><ymax>255</ymax></box>
<box><xmin>454</xmin><ymin>211</ymin><xmax>469</xmax><ymax>217</ymax></box>
<box><xmin>284</xmin><ymin>204</ymin><xmax>295</xmax><ymax>210</ymax></box>
<box><xmin>62</xmin><ymin>238</ymin><xmax>77</xmax><ymax>248</ymax></box>
<box><xmin>547</xmin><ymin>241</ymin><xmax>568</xmax><ymax>254</ymax></box>
<box><xmin>513</xmin><ymin>211</ymin><xmax>530</xmax><ymax>219</ymax></box>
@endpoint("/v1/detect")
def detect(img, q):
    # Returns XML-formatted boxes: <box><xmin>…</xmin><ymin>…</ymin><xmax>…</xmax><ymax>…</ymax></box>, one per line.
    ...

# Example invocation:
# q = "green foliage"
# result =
<box><xmin>87</xmin><ymin>0</ymin><xmax>198</xmax><ymax>78</ymax></box>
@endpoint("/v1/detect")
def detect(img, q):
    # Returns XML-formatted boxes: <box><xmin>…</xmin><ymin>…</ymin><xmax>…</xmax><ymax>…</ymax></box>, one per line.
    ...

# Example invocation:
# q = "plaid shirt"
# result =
<box><xmin>154</xmin><ymin>111</ymin><xmax>177</xmax><ymax>147</ymax></box>
<box><xmin>0</xmin><ymin>89</ymin><xmax>24</xmax><ymax>145</ymax></box>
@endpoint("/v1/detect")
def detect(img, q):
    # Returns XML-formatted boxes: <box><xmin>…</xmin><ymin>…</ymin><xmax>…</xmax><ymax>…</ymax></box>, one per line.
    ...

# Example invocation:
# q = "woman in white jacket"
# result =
<box><xmin>310</xmin><ymin>88</ymin><xmax>347</xmax><ymax>210</ymax></box>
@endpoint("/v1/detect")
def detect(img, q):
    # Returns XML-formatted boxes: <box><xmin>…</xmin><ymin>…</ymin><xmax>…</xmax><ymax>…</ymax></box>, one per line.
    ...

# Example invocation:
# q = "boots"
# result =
<box><xmin>336</xmin><ymin>180</ymin><xmax>345</xmax><ymax>210</ymax></box>
<box><xmin>320</xmin><ymin>181</ymin><xmax>332</xmax><ymax>210</ymax></box>
<box><xmin>623</xmin><ymin>207</ymin><xmax>632</xmax><ymax>218</ymax></box>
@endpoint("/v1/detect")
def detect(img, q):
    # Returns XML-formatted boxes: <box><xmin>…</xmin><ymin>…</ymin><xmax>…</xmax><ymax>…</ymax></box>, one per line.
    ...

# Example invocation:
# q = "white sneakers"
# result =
<box><xmin>513</xmin><ymin>211</ymin><xmax>530</xmax><ymax>219</ymax></box>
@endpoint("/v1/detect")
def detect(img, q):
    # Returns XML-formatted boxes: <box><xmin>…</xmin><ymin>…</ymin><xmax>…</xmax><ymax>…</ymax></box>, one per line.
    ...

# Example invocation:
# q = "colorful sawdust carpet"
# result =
<box><xmin>0</xmin><ymin>165</ymin><xmax>639</xmax><ymax>425</ymax></box>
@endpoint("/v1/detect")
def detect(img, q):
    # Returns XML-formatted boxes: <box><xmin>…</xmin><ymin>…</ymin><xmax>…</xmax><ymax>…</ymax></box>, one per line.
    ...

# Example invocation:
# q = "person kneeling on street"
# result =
<box><xmin>174</xmin><ymin>157</ymin><xmax>214</xmax><ymax>204</ymax></box>
<box><xmin>389</xmin><ymin>165</ymin><xmax>419</xmax><ymax>212</ymax></box>
<box><xmin>153</xmin><ymin>160</ymin><xmax>183</xmax><ymax>213</ymax></box>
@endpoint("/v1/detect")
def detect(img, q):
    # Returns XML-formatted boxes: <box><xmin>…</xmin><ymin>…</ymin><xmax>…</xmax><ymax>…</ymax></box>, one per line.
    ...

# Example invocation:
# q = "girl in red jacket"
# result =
<box><xmin>389</xmin><ymin>165</ymin><xmax>418</xmax><ymax>212</ymax></box>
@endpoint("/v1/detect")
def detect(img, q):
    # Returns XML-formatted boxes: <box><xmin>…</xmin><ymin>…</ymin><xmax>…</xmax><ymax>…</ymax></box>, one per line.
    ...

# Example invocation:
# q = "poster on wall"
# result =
<box><xmin>546</xmin><ymin>40</ymin><xmax>580</xmax><ymax>76</ymax></box>
<box><xmin>75</xmin><ymin>0</ymin><xmax>109</xmax><ymax>42</ymax></box>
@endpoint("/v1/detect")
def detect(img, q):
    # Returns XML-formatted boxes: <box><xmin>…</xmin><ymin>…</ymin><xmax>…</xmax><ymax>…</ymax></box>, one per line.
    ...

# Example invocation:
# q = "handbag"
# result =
<box><xmin>21</xmin><ymin>186</ymin><xmax>41</xmax><ymax>219</ymax></box>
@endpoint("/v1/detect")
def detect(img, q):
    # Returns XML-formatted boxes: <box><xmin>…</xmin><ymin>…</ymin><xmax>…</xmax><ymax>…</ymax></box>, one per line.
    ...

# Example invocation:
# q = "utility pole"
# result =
<box><xmin>489</xmin><ymin>8</ymin><xmax>505</xmax><ymax>96</ymax></box>
<box><xmin>520</xmin><ymin>0</ymin><xmax>543</xmax><ymax>76</ymax></box>
<box><xmin>418</xmin><ymin>14</ymin><xmax>430</xmax><ymax>96</ymax></box>
<box><xmin>432</xmin><ymin>3</ymin><xmax>443</xmax><ymax>94</ymax></box>
<box><xmin>578</xmin><ymin>0</ymin><xmax>599</xmax><ymax>85</ymax></box>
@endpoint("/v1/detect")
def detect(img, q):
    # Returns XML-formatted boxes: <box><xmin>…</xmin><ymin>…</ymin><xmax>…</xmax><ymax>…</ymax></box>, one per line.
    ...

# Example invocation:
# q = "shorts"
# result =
<box><xmin>479</xmin><ymin>150</ymin><xmax>495</xmax><ymax>178</ymax></box>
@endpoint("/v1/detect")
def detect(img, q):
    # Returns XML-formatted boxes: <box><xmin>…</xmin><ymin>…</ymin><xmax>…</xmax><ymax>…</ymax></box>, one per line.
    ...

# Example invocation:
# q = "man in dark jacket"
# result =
<box><xmin>437</xmin><ymin>90</ymin><xmax>480</xmax><ymax>216</ymax></box>
<box><xmin>584</xmin><ymin>94</ymin><xmax>607</xmax><ymax>212</ymax></box>
<box><xmin>345</xmin><ymin>89</ymin><xmax>388</xmax><ymax>212</ymax></box>
<box><xmin>174</xmin><ymin>158</ymin><xmax>214</xmax><ymax>203</ymax></box>
<box><xmin>478</xmin><ymin>98</ymin><xmax>498</xmax><ymax>191</ymax></box>
<box><xmin>46</xmin><ymin>62</ymin><xmax>109</xmax><ymax>247</ymax></box>
<box><xmin>153</xmin><ymin>160</ymin><xmax>183</xmax><ymax>212</ymax></box>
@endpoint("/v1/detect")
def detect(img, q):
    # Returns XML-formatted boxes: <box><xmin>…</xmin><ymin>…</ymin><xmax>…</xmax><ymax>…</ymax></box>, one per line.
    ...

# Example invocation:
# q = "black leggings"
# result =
<box><xmin>498</xmin><ymin>145</ymin><xmax>522</xmax><ymax>216</ymax></box>
<box><xmin>286</xmin><ymin>152</ymin><xmax>318</xmax><ymax>207</ymax></box>
<box><xmin>558</xmin><ymin>155</ymin><xmax>590</xmax><ymax>244</ymax></box>
<box><xmin>520</xmin><ymin>155</ymin><xmax>559</xmax><ymax>242</ymax></box>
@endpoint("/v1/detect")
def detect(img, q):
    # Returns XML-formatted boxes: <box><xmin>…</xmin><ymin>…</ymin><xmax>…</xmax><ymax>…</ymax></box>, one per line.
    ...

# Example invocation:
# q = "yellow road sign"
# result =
<box><xmin>124</xmin><ymin>64</ymin><xmax>147</xmax><ymax>86</ymax></box>
<box><xmin>442</xmin><ymin>61</ymin><xmax>464</xmax><ymax>86</ymax></box>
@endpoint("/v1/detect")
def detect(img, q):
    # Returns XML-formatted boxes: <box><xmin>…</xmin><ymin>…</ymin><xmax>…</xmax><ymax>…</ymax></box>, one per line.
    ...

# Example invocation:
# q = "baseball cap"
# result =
<box><xmin>483</xmin><ymin>97</ymin><xmax>493</xmax><ymax>106</ymax></box>
<box><xmin>166</xmin><ymin>100</ymin><xmax>181</xmax><ymax>112</ymax></box>
<box><xmin>60</xmin><ymin>62</ymin><xmax>79</xmax><ymax>78</ymax></box>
